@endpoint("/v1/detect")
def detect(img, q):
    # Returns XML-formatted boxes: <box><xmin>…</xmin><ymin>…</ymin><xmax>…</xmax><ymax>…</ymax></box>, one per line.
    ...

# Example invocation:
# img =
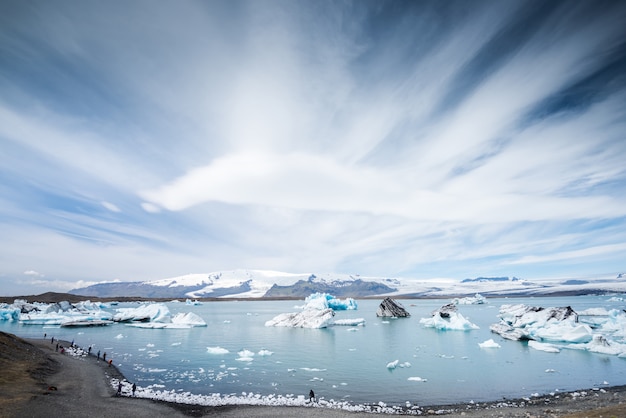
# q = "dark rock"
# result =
<box><xmin>376</xmin><ymin>297</ymin><xmax>410</xmax><ymax>317</ymax></box>
<box><xmin>433</xmin><ymin>303</ymin><xmax>457</xmax><ymax>318</ymax></box>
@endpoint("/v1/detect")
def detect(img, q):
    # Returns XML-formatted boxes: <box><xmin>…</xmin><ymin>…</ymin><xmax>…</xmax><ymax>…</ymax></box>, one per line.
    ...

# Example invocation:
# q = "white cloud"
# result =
<box><xmin>101</xmin><ymin>201</ymin><xmax>121</xmax><ymax>212</ymax></box>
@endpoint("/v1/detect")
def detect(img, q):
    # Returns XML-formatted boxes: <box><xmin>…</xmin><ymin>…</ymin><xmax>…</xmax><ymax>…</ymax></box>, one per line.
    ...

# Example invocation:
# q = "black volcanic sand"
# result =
<box><xmin>2</xmin><ymin>331</ymin><xmax>626</xmax><ymax>417</ymax></box>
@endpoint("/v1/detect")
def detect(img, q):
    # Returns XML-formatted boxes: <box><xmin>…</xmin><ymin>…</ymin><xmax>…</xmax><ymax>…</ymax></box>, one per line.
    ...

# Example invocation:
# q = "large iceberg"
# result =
<box><xmin>265</xmin><ymin>308</ymin><xmax>335</xmax><ymax>328</ymax></box>
<box><xmin>419</xmin><ymin>303</ymin><xmax>479</xmax><ymax>331</ymax></box>
<box><xmin>302</xmin><ymin>293</ymin><xmax>357</xmax><ymax>310</ymax></box>
<box><xmin>490</xmin><ymin>304</ymin><xmax>592</xmax><ymax>343</ymax></box>
<box><xmin>115</xmin><ymin>304</ymin><xmax>206</xmax><ymax>328</ymax></box>
<box><xmin>113</xmin><ymin>303</ymin><xmax>171</xmax><ymax>323</ymax></box>
<box><xmin>488</xmin><ymin>304</ymin><xmax>626</xmax><ymax>356</ymax></box>
<box><xmin>17</xmin><ymin>299</ymin><xmax>113</xmax><ymax>326</ymax></box>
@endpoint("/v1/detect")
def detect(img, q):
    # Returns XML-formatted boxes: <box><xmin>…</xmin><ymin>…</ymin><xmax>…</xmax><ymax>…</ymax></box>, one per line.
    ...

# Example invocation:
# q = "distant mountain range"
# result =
<box><xmin>68</xmin><ymin>270</ymin><xmax>626</xmax><ymax>300</ymax></box>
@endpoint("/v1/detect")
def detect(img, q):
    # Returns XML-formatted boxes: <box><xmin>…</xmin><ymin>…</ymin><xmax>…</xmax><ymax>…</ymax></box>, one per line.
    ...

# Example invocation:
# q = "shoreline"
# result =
<box><xmin>1</xmin><ymin>332</ymin><xmax>625</xmax><ymax>417</ymax></box>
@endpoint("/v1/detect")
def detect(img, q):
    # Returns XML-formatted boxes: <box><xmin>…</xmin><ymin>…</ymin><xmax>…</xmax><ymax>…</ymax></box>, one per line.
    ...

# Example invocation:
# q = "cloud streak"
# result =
<box><xmin>0</xmin><ymin>0</ymin><xmax>625</xmax><ymax>294</ymax></box>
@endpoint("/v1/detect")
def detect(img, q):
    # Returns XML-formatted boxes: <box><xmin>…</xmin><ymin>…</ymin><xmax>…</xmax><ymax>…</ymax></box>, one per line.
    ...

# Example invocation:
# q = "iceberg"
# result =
<box><xmin>419</xmin><ymin>303</ymin><xmax>479</xmax><ymax>331</ymax></box>
<box><xmin>302</xmin><ymin>293</ymin><xmax>357</xmax><ymax>311</ymax></box>
<box><xmin>265</xmin><ymin>308</ymin><xmax>335</xmax><ymax>328</ymax></box>
<box><xmin>16</xmin><ymin>299</ymin><xmax>113</xmax><ymax>326</ymax></box>
<box><xmin>113</xmin><ymin>303</ymin><xmax>171</xmax><ymax>323</ymax></box>
<box><xmin>207</xmin><ymin>346</ymin><xmax>229</xmax><ymax>354</ymax></box>
<box><xmin>528</xmin><ymin>341</ymin><xmax>560</xmax><ymax>353</ymax></box>
<box><xmin>332</xmin><ymin>318</ymin><xmax>366</xmax><ymax>326</ymax></box>
<box><xmin>478</xmin><ymin>339</ymin><xmax>501</xmax><ymax>348</ymax></box>
<box><xmin>453</xmin><ymin>294</ymin><xmax>486</xmax><ymax>305</ymax></box>
<box><xmin>171</xmin><ymin>312</ymin><xmax>207</xmax><ymax>327</ymax></box>
<box><xmin>0</xmin><ymin>303</ymin><xmax>20</xmax><ymax>321</ymax></box>
<box><xmin>490</xmin><ymin>304</ymin><xmax>591</xmax><ymax>343</ymax></box>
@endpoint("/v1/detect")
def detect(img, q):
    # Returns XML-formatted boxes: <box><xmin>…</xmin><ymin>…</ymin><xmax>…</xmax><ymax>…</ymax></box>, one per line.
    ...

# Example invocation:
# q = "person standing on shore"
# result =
<box><xmin>97</xmin><ymin>350</ymin><xmax>100</xmax><ymax>360</ymax></box>
<box><xmin>103</xmin><ymin>352</ymin><xmax>107</xmax><ymax>362</ymax></box>
<box><xmin>117</xmin><ymin>382</ymin><xmax>122</xmax><ymax>396</ymax></box>
<box><xmin>132</xmin><ymin>383</ymin><xmax>136</xmax><ymax>397</ymax></box>
<box><xmin>309</xmin><ymin>389</ymin><xmax>315</xmax><ymax>403</ymax></box>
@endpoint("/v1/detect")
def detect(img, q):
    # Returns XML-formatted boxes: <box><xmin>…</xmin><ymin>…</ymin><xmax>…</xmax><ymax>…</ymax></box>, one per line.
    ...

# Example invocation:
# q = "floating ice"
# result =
<box><xmin>453</xmin><ymin>294</ymin><xmax>486</xmax><ymax>305</ymax></box>
<box><xmin>257</xmin><ymin>349</ymin><xmax>273</xmax><ymax>356</ymax></box>
<box><xmin>478</xmin><ymin>339</ymin><xmax>501</xmax><ymax>349</ymax></box>
<box><xmin>236</xmin><ymin>349</ymin><xmax>255</xmax><ymax>361</ymax></box>
<box><xmin>408</xmin><ymin>377</ymin><xmax>427</xmax><ymax>382</ymax></box>
<box><xmin>302</xmin><ymin>293</ymin><xmax>358</xmax><ymax>311</ymax></box>
<box><xmin>265</xmin><ymin>308</ymin><xmax>335</xmax><ymax>328</ymax></box>
<box><xmin>386</xmin><ymin>360</ymin><xmax>399</xmax><ymax>369</ymax></box>
<box><xmin>206</xmin><ymin>347</ymin><xmax>229</xmax><ymax>354</ymax></box>
<box><xmin>115</xmin><ymin>334</ymin><xmax>124</xmax><ymax>339</ymax></box>
<box><xmin>171</xmin><ymin>312</ymin><xmax>207</xmax><ymax>327</ymax></box>
<box><xmin>114</xmin><ymin>303</ymin><xmax>171</xmax><ymax>323</ymax></box>
<box><xmin>420</xmin><ymin>304</ymin><xmax>479</xmax><ymax>331</ymax></box>
<box><xmin>528</xmin><ymin>341</ymin><xmax>560</xmax><ymax>353</ymax></box>
<box><xmin>332</xmin><ymin>318</ymin><xmax>366</xmax><ymax>326</ymax></box>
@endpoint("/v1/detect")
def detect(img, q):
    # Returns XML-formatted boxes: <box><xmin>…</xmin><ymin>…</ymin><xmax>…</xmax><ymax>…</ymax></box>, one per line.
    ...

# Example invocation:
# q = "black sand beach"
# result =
<box><xmin>2</xmin><ymin>331</ymin><xmax>626</xmax><ymax>417</ymax></box>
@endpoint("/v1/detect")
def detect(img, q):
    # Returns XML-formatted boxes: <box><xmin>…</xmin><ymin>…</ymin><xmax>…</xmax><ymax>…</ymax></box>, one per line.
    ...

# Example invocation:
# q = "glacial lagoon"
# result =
<box><xmin>2</xmin><ymin>296</ymin><xmax>626</xmax><ymax>408</ymax></box>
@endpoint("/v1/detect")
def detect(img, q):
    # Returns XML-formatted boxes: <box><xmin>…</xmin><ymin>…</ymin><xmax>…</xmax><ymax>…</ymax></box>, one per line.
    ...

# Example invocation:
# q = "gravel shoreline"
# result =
<box><xmin>3</xmin><ymin>333</ymin><xmax>626</xmax><ymax>417</ymax></box>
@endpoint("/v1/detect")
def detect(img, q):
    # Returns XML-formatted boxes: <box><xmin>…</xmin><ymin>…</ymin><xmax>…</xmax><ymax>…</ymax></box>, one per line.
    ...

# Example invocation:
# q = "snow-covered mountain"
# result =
<box><xmin>69</xmin><ymin>270</ymin><xmax>626</xmax><ymax>299</ymax></box>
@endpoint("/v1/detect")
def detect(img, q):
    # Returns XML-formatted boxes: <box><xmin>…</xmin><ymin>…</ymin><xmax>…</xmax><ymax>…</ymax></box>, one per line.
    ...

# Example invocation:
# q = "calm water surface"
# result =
<box><xmin>2</xmin><ymin>295</ymin><xmax>625</xmax><ymax>406</ymax></box>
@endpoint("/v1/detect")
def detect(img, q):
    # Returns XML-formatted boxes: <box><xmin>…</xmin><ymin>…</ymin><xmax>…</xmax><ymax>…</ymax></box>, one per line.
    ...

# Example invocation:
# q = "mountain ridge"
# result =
<box><xmin>67</xmin><ymin>270</ymin><xmax>626</xmax><ymax>300</ymax></box>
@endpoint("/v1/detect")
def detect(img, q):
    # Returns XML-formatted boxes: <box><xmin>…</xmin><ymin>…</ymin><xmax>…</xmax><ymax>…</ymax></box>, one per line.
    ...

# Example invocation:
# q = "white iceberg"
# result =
<box><xmin>265</xmin><ymin>308</ymin><xmax>335</xmax><ymax>329</ymax></box>
<box><xmin>113</xmin><ymin>303</ymin><xmax>171</xmax><ymax>323</ymax></box>
<box><xmin>386</xmin><ymin>360</ymin><xmax>399</xmax><ymax>369</ymax></box>
<box><xmin>171</xmin><ymin>312</ymin><xmax>207</xmax><ymax>327</ymax></box>
<box><xmin>478</xmin><ymin>339</ymin><xmax>501</xmax><ymax>348</ymax></box>
<box><xmin>420</xmin><ymin>304</ymin><xmax>479</xmax><ymax>331</ymax></box>
<box><xmin>207</xmin><ymin>346</ymin><xmax>229</xmax><ymax>354</ymax></box>
<box><xmin>528</xmin><ymin>340</ymin><xmax>560</xmax><ymax>353</ymax></box>
<box><xmin>332</xmin><ymin>318</ymin><xmax>366</xmax><ymax>326</ymax></box>
<box><xmin>453</xmin><ymin>294</ymin><xmax>486</xmax><ymax>305</ymax></box>
<box><xmin>16</xmin><ymin>300</ymin><xmax>113</xmax><ymax>326</ymax></box>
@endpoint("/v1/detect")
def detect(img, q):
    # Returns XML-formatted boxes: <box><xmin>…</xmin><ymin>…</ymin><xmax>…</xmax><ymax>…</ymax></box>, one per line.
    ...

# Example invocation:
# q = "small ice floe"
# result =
<box><xmin>257</xmin><ymin>349</ymin><xmax>273</xmax><ymax>356</ymax></box>
<box><xmin>206</xmin><ymin>346</ymin><xmax>229</xmax><ymax>354</ymax></box>
<box><xmin>528</xmin><ymin>340</ymin><xmax>560</xmax><ymax>353</ymax></box>
<box><xmin>408</xmin><ymin>377</ymin><xmax>427</xmax><ymax>382</ymax></box>
<box><xmin>115</xmin><ymin>334</ymin><xmax>124</xmax><ymax>339</ymax></box>
<box><xmin>236</xmin><ymin>349</ymin><xmax>255</xmax><ymax>362</ymax></box>
<box><xmin>545</xmin><ymin>368</ymin><xmax>557</xmax><ymax>373</ymax></box>
<box><xmin>478</xmin><ymin>339</ymin><xmax>501</xmax><ymax>349</ymax></box>
<box><xmin>386</xmin><ymin>360</ymin><xmax>399</xmax><ymax>369</ymax></box>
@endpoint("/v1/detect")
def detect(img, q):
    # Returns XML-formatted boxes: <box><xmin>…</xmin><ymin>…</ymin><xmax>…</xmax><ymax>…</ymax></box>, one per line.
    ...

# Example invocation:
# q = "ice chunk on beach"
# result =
<box><xmin>302</xmin><ymin>293</ymin><xmax>357</xmax><ymax>310</ymax></box>
<box><xmin>478</xmin><ymin>339</ymin><xmax>501</xmax><ymax>348</ymax></box>
<box><xmin>419</xmin><ymin>304</ymin><xmax>479</xmax><ymax>331</ymax></box>
<box><xmin>265</xmin><ymin>308</ymin><xmax>335</xmax><ymax>328</ymax></box>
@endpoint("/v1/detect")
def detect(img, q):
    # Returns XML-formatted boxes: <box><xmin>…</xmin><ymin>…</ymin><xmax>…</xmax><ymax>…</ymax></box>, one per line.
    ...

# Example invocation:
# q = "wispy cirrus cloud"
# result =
<box><xmin>0</xmin><ymin>0</ymin><xmax>625</xmax><ymax>294</ymax></box>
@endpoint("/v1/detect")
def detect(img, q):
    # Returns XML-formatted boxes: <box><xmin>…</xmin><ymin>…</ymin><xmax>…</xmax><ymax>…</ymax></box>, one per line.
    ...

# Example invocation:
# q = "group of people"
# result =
<box><xmin>46</xmin><ymin>333</ymin><xmax>137</xmax><ymax>397</ymax></box>
<box><xmin>117</xmin><ymin>381</ymin><xmax>137</xmax><ymax>397</ymax></box>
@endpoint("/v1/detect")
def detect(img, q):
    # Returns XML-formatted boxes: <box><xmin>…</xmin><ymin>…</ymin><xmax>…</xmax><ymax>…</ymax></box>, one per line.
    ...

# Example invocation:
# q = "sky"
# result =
<box><xmin>1</xmin><ymin>0</ymin><xmax>625</xmax><ymax>296</ymax></box>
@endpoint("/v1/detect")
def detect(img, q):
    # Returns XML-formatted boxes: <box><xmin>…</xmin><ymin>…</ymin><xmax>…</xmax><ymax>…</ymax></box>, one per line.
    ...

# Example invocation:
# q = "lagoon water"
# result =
<box><xmin>2</xmin><ymin>295</ymin><xmax>626</xmax><ymax>407</ymax></box>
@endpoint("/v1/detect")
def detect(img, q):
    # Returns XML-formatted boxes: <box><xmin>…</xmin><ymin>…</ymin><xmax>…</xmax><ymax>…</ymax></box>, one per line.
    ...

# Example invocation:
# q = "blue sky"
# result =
<box><xmin>1</xmin><ymin>0</ymin><xmax>625</xmax><ymax>295</ymax></box>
